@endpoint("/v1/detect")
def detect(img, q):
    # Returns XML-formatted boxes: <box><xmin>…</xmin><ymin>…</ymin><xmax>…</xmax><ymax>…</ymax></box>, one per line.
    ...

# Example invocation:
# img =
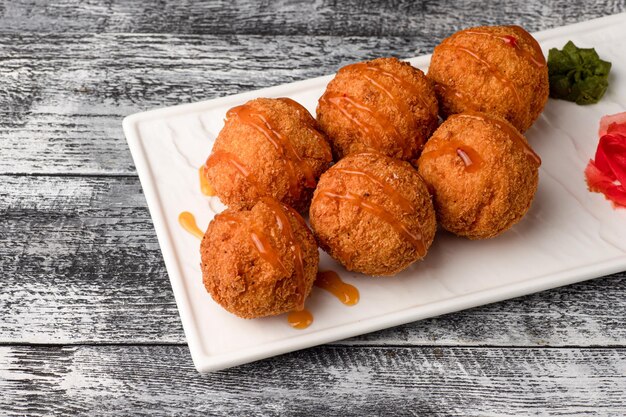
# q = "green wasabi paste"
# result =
<box><xmin>547</xmin><ymin>41</ymin><xmax>611</xmax><ymax>105</ymax></box>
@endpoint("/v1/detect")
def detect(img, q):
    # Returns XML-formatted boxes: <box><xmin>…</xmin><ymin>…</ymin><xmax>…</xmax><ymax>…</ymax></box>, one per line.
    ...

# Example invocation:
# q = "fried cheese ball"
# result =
<box><xmin>417</xmin><ymin>112</ymin><xmax>541</xmax><ymax>239</ymax></box>
<box><xmin>201</xmin><ymin>198</ymin><xmax>319</xmax><ymax>319</ymax></box>
<box><xmin>204</xmin><ymin>97</ymin><xmax>332</xmax><ymax>213</ymax></box>
<box><xmin>427</xmin><ymin>25</ymin><xmax>549</xmax><ymax>132</ymax></box>
<box><xmin>310</xmin><ymin>153</ymin><xmax>437</xmax><ymax>276</ymax></box>
<box><xmin>317</xmin><ymin>57</ymin><xmax>439</xmax><ymax>161</ymax></box>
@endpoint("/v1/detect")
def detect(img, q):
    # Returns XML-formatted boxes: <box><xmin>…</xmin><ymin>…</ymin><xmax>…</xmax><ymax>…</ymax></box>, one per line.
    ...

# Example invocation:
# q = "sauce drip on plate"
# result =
<box><xmin>287</xmin><ymin>308</ymin><xmax>313</xmax><ymax>329</ymax></box>
<box><xmin>198</xmin><ymin>166</ymin><xmax>216</xmax><ymax>196</ymax></box>
<box><xmin>315</xmin><ymin>270</ymin><xmax>359</xmax><ymax>306</ymax></box>
<box><xmin>178</xmin><ymin>211</ymin><xmax>204</xmax><ymax>239</ymax></box>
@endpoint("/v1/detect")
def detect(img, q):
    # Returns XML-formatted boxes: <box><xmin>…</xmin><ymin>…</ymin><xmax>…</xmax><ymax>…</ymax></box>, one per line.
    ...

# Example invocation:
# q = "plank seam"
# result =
<box><xmin>2</xmin><ymin>342</ymin><xmax>626</xmax><ymax>349</ymax></box>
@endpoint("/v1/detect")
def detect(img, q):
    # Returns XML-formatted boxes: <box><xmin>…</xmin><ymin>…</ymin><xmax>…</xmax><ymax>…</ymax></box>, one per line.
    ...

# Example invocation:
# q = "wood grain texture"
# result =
<box><xmin>0</xmin><ymin>5</ymin><xmax>624</xmax><ymax>176</ymax></box>
<box><xmin>0</xmin><ymin>34</ymin><xmax>431</xmax><ymax>175</ymax></box>
<box><xmin>1</xmin><ymin>345</ymin><xmax>626</xmax><ymax>416</ymax></box>
<box><xmin>2</xmin><ymin>1</ymin><xmax>626</xmax><ymax>413</ymax></box>
<box><xmin>1</xmin><ymin>0</ymin><xmax>624</xmax><ymax>36</ymax></box>
<box><xmin>2</xmin><ymin>174</ymin><xmax>626</xmax><ymax>346</ymax></box>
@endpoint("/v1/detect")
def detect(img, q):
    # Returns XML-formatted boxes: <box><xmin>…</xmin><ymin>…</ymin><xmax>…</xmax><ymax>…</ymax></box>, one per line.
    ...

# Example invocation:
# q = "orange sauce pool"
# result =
<box><xmin>198</xmin><ymin>166</ymin><xmax>216</xmax><ymax>196</ymax></box>
<box><xmin>315</xmin><ymin>270</ymin><xmax>359</xmax><ymax>306</ymax></box>
<box><xmin>287</xmin><ymin>309</ymin><xmax>313</xmax><ymax>329</ymax></box>
<box><xmin>178</xmin><ymin>211</ymin><xmax>204</xmax><ymax>239</ymax></box>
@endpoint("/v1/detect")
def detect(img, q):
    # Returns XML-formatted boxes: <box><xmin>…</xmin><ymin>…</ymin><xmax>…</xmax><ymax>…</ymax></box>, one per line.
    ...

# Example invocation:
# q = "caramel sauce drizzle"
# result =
<box><xmin>178</xmin><ymin>211</ymin><xmax>204</xmax><ymax>239</ymax></box>
<box><xmin>342</xmin><ymin>62</ymin><xmax>431</xmax><ymax>112</ymax></box>
<box><xmin>320</xmin><ymin>67</ymin><xmax>409</xmax><ymax>153</ymax></box>
<box><xmin>216</xmin><ymin>211</ymin><xmax>288</xmax><ymax>274</ymax></box>
<box><xmin>263</xmin><ymin>198</ymin><xmax>307</xmax><ymax>310</ymax></box>
<box><xmin>287</xmin><ymin>308</ymin><xmax>313</xmax><ymax>329</ymax></box>
<box><xmin>315</xmin><ymin>270</ymin><xmax>359</xmax><ymax>306</ymax></box>
<box><xmin>179</xmin><ymin>208</ymin><xmax>314</xmax><ymax>330</ymax></box>
<box><xmin>317</xmin><ymin>188</ymin><xmax>426</xmax><ymax>256</ymax></box>
<box><xmin>331</xmin><ymin>163</ymin><xmax>426</xmax><ymax>254</ymax></box>
<box><xmin>276</xmin><ymin>97</ymin><xmax>332</xmax><ymax>161</ymax></box>
<box><xmin>464</xmin><ymin>27</ymin><xmax>546</xmax><ymax>68</ymax></box>
<box><xmin>265</xmin><ymin>196</ymin><xmax>313</xmax><ymax>328</ymax></box>
<box><xmin>198</xmin><ymin>166</ymin><xmax>216</xmax><ymax>196</ymax></box>
<box><xmin>183</xmin><ymin>187</ymin><xmax>311</xmax><ymax>327</ymax></box>
<box><xmin>453</xmin><ymin>113</ymin><xmax>541</xmax><ymax>165</ymax></box>
<box><xmin>334</xmin><ymin>167</ymin><xmax>416</xmax><ymax>213</ymax></box>
<box><xmin>227</xmin><ymin>104</ymin><xmax>317</xmax><ymax>194</ymax></box>
<box><xmin>420</xmin><ymin>141</ymin><xmax>484</xmax><ymax>173</ymax></box>
<box><xmin>218</xmin><ymin>200</ymin><xmax>310</xmax><ymax>319</ymax></box>
<box><xmin>339</xmin><ymin>62</ymin><xmax>430</xmax><ymax>156</ymax></box>
<box><xmin>456</xmin><ymin>148</ymin><xmax>482</xmax><ymax>173</ymax></box>
<box><xmin>205</xmin><ymin>149</ymin><xmax>264</xmax><ymax>195</ymax></box>
<box><xmin>319</xmin><ymin>93</ymin><xmax>402</xmax><ymax>152</ymax></box>
<box><xmin>438</xmin><ymin>44</ymin><xmax>522</xmax><ymax>106</ymax></box>
<box><xmin>434</xmin><ymin>83</ymin><xmax>480</xmax><ymax>112</ymax></box>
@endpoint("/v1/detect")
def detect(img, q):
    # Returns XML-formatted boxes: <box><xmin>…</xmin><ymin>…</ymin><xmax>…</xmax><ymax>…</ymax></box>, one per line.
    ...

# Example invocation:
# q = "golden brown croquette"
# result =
<box><xmin>417</xmin><ymin>112</ymin><xmax>540</xmax><ymax>239</ymax></box>
<box><xmin>317</xmin><ymin>57</ymin><xmax>439</xmax><ymax>161</ymax></box>
<box><xmin>201</xmin><ymin>198</ymin><xmax>319</xmax><ymax>318</ymax></box>
<box><xmin>427</xmin><ymin>25</ymin><xmax>549</xmax><ymax>132</ymax></box>
<box><xmin>309</xmin><ymin>152</ymin><xmax>437</xmax><ymax>276</ymax></box>
<box><xmin>204</xmin><ymin>97</ymin><xmax>332</xmax><ymax>213</ymax></box>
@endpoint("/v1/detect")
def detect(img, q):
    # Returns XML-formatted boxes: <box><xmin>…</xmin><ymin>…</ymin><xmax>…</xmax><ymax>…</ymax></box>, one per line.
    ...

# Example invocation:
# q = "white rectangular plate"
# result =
<box><xmin>123</xmin><ymin>13</ymin><xmax>626</xmax><ymax>373</ymax></box>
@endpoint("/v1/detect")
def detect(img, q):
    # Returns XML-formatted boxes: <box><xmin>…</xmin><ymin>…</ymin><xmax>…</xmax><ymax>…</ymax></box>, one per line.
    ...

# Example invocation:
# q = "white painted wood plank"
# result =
<box><xmin>1</xmin><ymin>0</ymin><xmax>624</xmax><ymax>36</ymax></box>
<box><xmin>1</xmin><ymin>346</ymin><xmax>625</xmax><ymax>415</ymax></box>
<box><xmin>0</xmin><ymin>2</ymin><xmax>623</xmax><ymax>175</ymax></box>
<box><xmin>1</xmin><ymin>2</ymin><xmax>626</xmax><ymax>412</ymax></box>
<box><xmin>0</xmin><ymin>34</ymin><xmax>430</xmax><ymax>175</ymax></box>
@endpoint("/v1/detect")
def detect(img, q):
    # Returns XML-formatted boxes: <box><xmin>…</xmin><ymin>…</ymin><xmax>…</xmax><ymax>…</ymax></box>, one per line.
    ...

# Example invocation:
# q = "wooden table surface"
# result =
<box><xmin>2</xmin><ymin>1</ymin><xmax>626</xmax><ymax>415</ymax></box>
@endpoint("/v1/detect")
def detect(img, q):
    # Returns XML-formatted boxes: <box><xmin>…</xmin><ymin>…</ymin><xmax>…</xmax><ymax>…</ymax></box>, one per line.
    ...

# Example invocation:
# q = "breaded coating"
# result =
<box><xmin>309</xmin><ymin>153</ymin><xmax>437</xmax><ymax>276</ymax></box>
<box><xmin>428</xmin><ymin>25</ymin><xmax>549</xmax><ymax>132</ymax></box>
<box><xmin>201</xmin><ymin>199</ymin><xmax>319</xmax><ymax>319</ymax></box>
<box><xmin>417</xmin><ymin>113</ymin><xmax>540</xmax><ymax>239</ymax></box>
<box><xmin>204</xmin><ymin>97</ymin><xmax>333</xmax><ymax>213</ymax></box>
<box><xmin>317</xmin><ymin>57</ymin><xmax>439</xmax><ymax>162</ymax></box>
